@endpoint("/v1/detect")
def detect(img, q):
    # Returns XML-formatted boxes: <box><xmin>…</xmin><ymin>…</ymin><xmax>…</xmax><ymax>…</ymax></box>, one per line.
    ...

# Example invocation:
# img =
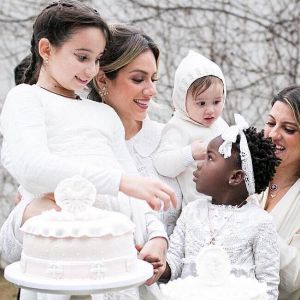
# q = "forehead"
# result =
<box><xmin>208</xmin><ymin>136</ymin><xmax>224</xmax><ymax>150</ymax></box>
<box><xmin>60</xmin><ymin>27</ymin><xmax>106</xmax><ymax>53</ymax></box>
<box><xmin>270</xmin><ymin>101</ymin><xmax>298</xmax><ymax>125</ymax></box>
<box><xmin>120</xmin><ymin>50</ymin><xmax>157</xmax><ymax>74</ymax></box>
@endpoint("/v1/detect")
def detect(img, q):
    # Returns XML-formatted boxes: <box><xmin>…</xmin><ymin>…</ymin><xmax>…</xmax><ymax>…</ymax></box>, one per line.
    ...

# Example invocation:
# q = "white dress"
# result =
<box><xmin>166</xmin><ymin>199</ymin><xmax>280</xmax><ymax>300</ymax></box>
<box><xmin>126</xmin><ymin>117</ymin><xmax>183</xmax><ymax>236</ymax></box>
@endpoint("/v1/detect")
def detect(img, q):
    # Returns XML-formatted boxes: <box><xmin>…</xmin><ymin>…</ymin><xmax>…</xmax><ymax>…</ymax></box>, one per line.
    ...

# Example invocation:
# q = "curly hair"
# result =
<box><xmin>233</xmin><ymin>127</ymin><xmax>281</xmax><ymax>194</ymax></box>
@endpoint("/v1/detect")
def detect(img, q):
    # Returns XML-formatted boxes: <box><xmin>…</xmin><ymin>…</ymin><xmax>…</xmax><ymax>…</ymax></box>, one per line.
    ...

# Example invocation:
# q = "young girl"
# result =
<box><xmin>0</xmin><ymin>1</ymin><xmax>174</xmax><ymax>299</ymax></box>
<box><xmin>160</xmin><ymin>114</ymin><xmax>281</xmax><ymax>300</ymax></box>
<box><xmin>154</xmin><ymin>50</ymin><xmax>229</xmax><ymax>205</ymax></box>
<box><xmin>0</xmin><ymin>1</ymin><xmax>176</xmax><ymax>214</ymax></box>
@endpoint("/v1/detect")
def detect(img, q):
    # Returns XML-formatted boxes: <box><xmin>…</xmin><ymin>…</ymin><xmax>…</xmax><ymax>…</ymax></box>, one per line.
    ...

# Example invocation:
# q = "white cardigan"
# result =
<box><xmin>258</xmin><ymin>179</ymin><xmax>300</xmax><ymax>300</ymax></box>
<box><xmin>0</xmin><ymin>84</ymin><xmax>167</xmax><ymax>264</ymax></box>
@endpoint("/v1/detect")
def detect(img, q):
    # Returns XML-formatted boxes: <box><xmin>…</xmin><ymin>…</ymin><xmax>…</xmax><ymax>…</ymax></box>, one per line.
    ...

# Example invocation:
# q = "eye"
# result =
<box><xmin>76</xmin><ymin>54</ymin><xmax>88</xmax><ymax>62</ymax></box>
<box><xmin>152</xmin><ymin>77</ymin><xmax>159</xmax><ymax>82</ymax></box>
<box><xmin>265</xmin><ymin>121</ymin><xmax>275</xmax><ymax>127</ymax></box>
<box><xmin>132</xmin><ymin>78</ymin><xmax>144</xmax><ymax>83</ymax></box>
<box><xmin>214</xmin><ymin>100</ymin><xmax>222</xmax><ymax>105</ymax></box>
<box><xmin>196</xmin><ymin>101</ymin><xmax>206</xmax><ymax>106</ymax></box>
<box><xmin>207</xmin><ymin>154</ymin><xmax>213</xmax><ymax>161</ymax></box>
<box><xmin>284</xmin><ymin>127</ymin><xmax>297</xmax><ymax>134</ymax></box>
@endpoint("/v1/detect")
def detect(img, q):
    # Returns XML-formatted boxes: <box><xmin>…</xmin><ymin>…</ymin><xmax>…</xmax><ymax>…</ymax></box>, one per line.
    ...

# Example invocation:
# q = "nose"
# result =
<box><xmin>85</xmin><ymin>62</ymin><xmax>99</xmax><ymax>78</ymax></box>
<box><xmin>143</xmin><ymin>81</ymin><xmax>157</xmax><ymax>98</ymax></box>
<box><xmin>205</xmin><ymin>104</ymin><xmax>215</xmax><ymax>115</ymax></box>
<box><xmin>268</xmin><ymin>126</ymin><xmax>281</xmax><ymax>141</ymax></box>
<box><xmin>196</xmin><ymin>160</ymin><xmax>204</xmax><ymax>170</ymax></box>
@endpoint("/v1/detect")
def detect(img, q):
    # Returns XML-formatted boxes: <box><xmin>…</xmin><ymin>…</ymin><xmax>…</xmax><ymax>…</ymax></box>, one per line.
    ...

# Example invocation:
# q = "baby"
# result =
<box><xmin>154</xmin><ymin>50</ymin><xmax>229</xmax><ymax>205</ymax></box>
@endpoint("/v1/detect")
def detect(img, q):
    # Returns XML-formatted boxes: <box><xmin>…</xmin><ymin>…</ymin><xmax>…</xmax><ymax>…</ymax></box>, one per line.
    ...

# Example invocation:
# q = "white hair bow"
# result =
<box><xmin>218</xmin><ymin>114</ymin><xmax>256</xmax><ymax>195</ymax></box>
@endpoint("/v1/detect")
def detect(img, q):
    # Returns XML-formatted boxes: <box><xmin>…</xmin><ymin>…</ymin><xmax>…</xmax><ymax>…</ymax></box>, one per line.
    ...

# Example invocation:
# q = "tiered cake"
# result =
<box><xmin>20</xmin><ymin>176</ymin><xmax>138</xmax><ymax>280</ymax></box>
<box><xmin>160</xmin><ymin>245</ymin><xmax>267</xmax><ymax>300</ymax></box>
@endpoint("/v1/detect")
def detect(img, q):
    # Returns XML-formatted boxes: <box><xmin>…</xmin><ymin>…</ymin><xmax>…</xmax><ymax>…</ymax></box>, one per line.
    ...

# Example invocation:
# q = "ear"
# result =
<box><xmin>38</xmin><ymin>38</ymin><xmax>51</xmax><ymax>61</ymax></box>
<box><xmin>228</xmin><ymin>170</ymin><xmax>245</xmax><ymax>186</ymax></box>
<box><xmin>95</xmin><ymin>70</ymin><xmax>108</xmax><ymax>89</ymax></box>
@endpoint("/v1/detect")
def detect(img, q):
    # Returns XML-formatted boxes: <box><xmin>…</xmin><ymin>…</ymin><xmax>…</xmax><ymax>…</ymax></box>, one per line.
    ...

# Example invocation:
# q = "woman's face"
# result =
<box><xmin>104</xmin><ymin>50</ymin><xmax>157</xmax><ymax>124</ymax></box>
<box><xmin>264</xmin><ymin>101</ymin><xmax>300</xmax><ymax>170</ymax></box>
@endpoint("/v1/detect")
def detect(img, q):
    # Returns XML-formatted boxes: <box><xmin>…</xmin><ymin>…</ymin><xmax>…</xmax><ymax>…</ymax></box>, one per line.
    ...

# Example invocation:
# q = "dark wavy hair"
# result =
<box><xmin>23</xmin><ymin>0</ymin><xmax>110</xmax><ymax>85</ymax></box>
<box><xmin>232</xmin><ymin>127</ymin><xmax>281</xmax><ymax>194</ymax></box>
<box><xmin>88</xmin><ymin>23</ymin><xmax>159</xmax><ymax>102</ymax></box>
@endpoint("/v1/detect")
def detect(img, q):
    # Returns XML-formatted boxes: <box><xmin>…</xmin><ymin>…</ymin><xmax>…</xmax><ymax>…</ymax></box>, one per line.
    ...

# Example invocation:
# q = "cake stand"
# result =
<box><xmin>4</xmin><ymin>259</ymin><xmax>153</xmax><ymax>295</ymax></box>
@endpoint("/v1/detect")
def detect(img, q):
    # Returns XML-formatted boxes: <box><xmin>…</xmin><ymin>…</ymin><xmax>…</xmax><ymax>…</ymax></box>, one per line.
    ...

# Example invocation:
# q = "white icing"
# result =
<box><xmin>54</xmin><ymin>176</ymin><xmax>97</xmax><ymax>213</ymax></box>
<box><xmin>20</xmin><ymin>177</ymin><xmax>139</xmax><ymax>281</ymax></box>
<box><xmin>161</xmin><ymin>246</ymin><xmax>267</xmax><ymax>300</ymax></box>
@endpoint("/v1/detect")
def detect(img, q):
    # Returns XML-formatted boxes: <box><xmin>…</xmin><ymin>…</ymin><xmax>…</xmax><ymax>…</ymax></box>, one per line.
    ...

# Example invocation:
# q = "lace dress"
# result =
<box><xmin>167</xmin><ymin>199</ymin><xmax>280</xmax><ymax>300</ymax></box>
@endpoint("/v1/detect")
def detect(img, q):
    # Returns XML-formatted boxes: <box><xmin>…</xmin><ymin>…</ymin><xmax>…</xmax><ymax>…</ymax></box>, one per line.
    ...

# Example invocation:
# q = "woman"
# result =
<box><xmin>259</xmin><ymin>85</ymin><xmax>300</xmax><ymax>299</ymax></box>
<box><xmin>90</xmin><ymin>24</ymin><xmax>183</xmax><ymax>238</ymax></box>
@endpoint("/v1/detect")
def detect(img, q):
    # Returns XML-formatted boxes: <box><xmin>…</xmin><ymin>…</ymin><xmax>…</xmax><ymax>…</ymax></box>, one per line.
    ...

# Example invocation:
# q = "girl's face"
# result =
<box><xmin>193</xmin><ymin>136</ymin><xmax>238</xmax><ymax>200</ymax></box>
<box><xmin>186</xmin><ymin>82</ymin><xmax>224</xmax><ymax>127</ymax></box>
<box><xmin>104</xmin><ymin>50</ymin><xmax>157</xmax><ymax>124</ymax></box>
<box><xmin>46</xmin><ymin>27</ymin><xmax>106</xmax><ymax>93</ymax></box>
<box><xmin>264</xmin><ymin>101</ymin><xmax>300</xmax><ymax>170</ymax></box>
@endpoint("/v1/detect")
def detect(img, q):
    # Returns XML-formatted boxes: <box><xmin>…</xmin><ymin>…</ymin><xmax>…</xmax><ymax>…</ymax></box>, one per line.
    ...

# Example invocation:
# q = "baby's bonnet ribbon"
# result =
<box><xmin>218</xmin><ymin>114</ymin><xmax>256</xmax><ymax>195</ymax></box>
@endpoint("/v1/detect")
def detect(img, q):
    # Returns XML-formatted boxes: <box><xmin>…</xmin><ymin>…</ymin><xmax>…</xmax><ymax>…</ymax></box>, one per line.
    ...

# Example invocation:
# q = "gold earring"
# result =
<box><xmin>99</xmin><ymin>86</ymin><xmax>108</xmax><ymax>100</ymax></box>
<box><xmin>44</xmin><ymin>56</ymin><xmax>49</xmax><ymax>64</ymax></box>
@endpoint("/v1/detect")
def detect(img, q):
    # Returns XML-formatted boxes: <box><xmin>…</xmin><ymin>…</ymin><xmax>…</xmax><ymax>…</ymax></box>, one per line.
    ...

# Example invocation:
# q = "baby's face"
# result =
<box><xmin>185</xmin><ymin>82</ymin><xmax>224</xmax><ymax>127</ymax></box>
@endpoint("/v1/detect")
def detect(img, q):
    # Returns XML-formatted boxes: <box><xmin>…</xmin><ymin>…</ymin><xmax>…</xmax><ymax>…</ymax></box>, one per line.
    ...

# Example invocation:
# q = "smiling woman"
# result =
<box><xmin>258</xmin><ymin>85</ymin><xmax>300</xmax><ymax>300</ymax></box>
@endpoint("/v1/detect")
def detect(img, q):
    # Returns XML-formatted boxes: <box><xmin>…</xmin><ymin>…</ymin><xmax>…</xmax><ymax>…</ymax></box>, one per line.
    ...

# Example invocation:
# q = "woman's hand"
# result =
<box><xmin>136</xmin><ymin>237</ymin><xmax>168</xmax><ymax>285</ymax></box>
<box><xmin>21</xmin><ymin>193</ymin><xmax>60</xmax><ymax>225</ymax></box>
<box><xmin>120</xmin><ymin>175</ymin><xmax>177</xmax><ymax>211</ymax></box>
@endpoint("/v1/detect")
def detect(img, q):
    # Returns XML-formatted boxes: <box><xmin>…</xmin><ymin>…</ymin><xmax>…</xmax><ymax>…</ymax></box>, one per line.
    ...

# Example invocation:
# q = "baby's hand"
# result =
<box><xmin>191</xmin><ymin>139</ymin><xmax>207</xmax><ymax>161</ymax></box>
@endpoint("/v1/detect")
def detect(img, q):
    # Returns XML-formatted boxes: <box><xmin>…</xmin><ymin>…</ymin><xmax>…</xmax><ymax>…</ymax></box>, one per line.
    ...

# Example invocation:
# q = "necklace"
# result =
<box><xmin>38</xmin><ymin>86</ymin><xmax>82</xmax><ymax>100</ymax></box>
<box><xmin>207</xmin><ymin>200</ymin><xmax>247</xmax><ymax>245</ymax></box>
<box><xmin>269</xmin><ymin>183</ymin><xmax>278</xmax><ymax>198</ymax></box>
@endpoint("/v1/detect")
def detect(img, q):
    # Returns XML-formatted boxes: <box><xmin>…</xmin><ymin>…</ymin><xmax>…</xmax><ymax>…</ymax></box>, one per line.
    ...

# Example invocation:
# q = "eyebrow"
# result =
<box><xmin>268</xmin><ymin>114</ymin><xmax>298</xmax><ymax>127</ymax></box>
<box><xmin>75</xmin><ymin>48</ymin><xmax>104</xmax><ymax>55</ymax></box>
<box><xmin>129</xmin><ymin>70</ymin><xmax>157</xmax><ymax>75</ymax></box>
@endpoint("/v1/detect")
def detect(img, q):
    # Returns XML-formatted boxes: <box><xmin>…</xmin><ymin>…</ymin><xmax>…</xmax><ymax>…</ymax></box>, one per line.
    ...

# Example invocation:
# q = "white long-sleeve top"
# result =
<box><xmin>258</xmin><ymin>179</ymin><xmax>300</xmax><ymax>300</ymax></box>
<box><xmin>126</xmin><ymin>117</ymin><xmax>183</xmax><ymax>236</ymax></box>
<box><xmin>0</xmin><ymin>84</ymin><xmax>167</xmax><ymax>265</ymax></box>
<box><xmin>167</xmin><ymin>199</ymin><xmax>280</xmax><ymax>300</ymax></box>
<box><xmin>154</xmin><ymin>116</ymin><xmax>228</xmax><ymax>205</ymax></box>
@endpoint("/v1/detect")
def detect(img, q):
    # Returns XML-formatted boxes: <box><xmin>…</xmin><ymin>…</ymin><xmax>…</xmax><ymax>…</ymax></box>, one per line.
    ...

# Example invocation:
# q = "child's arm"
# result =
<box><xmin>159</xmin><ymin>205</ymin><xmax>187</xmax><ymax>281</ymax></box>
<box><xmin>253</xmin><ymin>218</ymin><xmax>280</xmax><ymax>300</ymax></box>
<box><xmin>154</xmin><ymin>123</ymin><xmax>196</xmax><ymax>178</ymax></box>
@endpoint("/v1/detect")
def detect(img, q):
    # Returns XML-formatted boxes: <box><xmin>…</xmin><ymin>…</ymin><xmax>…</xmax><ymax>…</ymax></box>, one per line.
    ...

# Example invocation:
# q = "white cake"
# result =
<box><xmin>160</xmin><ymin>245</ymin><xmax>267</xmax><ymax>300</ymax></box>
<box><xmin>20</xmin><ymin>176</ymin><xmax>138</xmax><ymax>280</ymax></box>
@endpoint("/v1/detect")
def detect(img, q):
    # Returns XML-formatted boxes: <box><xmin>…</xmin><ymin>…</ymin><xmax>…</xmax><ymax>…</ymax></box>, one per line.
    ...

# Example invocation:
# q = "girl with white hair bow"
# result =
<box><xmin>160</xmin><ymin>114</ymin><xmax>281</xmax><ymax>300</ymax></box>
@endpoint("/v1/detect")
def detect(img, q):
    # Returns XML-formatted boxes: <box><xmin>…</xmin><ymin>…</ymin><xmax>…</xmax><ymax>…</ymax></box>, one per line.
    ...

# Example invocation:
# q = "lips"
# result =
<box><xmin>133</xmin><ymin>99</ymin><xmax>149</xmax><ymax>109</ymax></box>
<box><xmin>75</xmin><ymin>76</ymin><xmax>89</xmax><ymax>85</ymax></box>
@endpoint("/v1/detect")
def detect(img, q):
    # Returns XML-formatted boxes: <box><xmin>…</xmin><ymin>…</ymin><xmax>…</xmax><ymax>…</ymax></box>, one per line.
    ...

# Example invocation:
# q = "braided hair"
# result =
<box><xmin>232</xmin><ymin>127</ymin><xmax>281</xmax><ymax>194</ymax></box>
<box><xmin>24</xmin><ymin>0</ymin><xmax>110</xmax><ymax>84</ymax></box>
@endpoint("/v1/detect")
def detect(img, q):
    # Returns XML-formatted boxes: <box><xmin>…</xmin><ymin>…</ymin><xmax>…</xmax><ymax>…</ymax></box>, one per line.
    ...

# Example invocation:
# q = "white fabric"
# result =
<box><xmin>154</xmin><ymin>116</ymin><xmax>228</xmax><ymax>206</ymax></box>
<box><xmin>126</xmin><ymin>117</ymin><xmax>183</xmax><ymax>236</ymax></box>
<box><xmin>166</xmin><ymin>199</ymin><xmax>279</xmax><ymax>300</ymax></box>
<box><xmin>0</xmin><ymin>84</ymin><xmax>168</xmax><ymax>300</ymax></box>
<box><xmin>154</xmin><ymin>50</ymin><xmax>229</xmax><ymax>205</ymax></box>
<box><xmin>258</xmin><ymin>179</ymin><xmax>300</xmax><ymax>300</ymax></box>
<box><xmin>219</xmin><ymin>114</ymin><xmax>255</xmax><ymax>195</ymax></box>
